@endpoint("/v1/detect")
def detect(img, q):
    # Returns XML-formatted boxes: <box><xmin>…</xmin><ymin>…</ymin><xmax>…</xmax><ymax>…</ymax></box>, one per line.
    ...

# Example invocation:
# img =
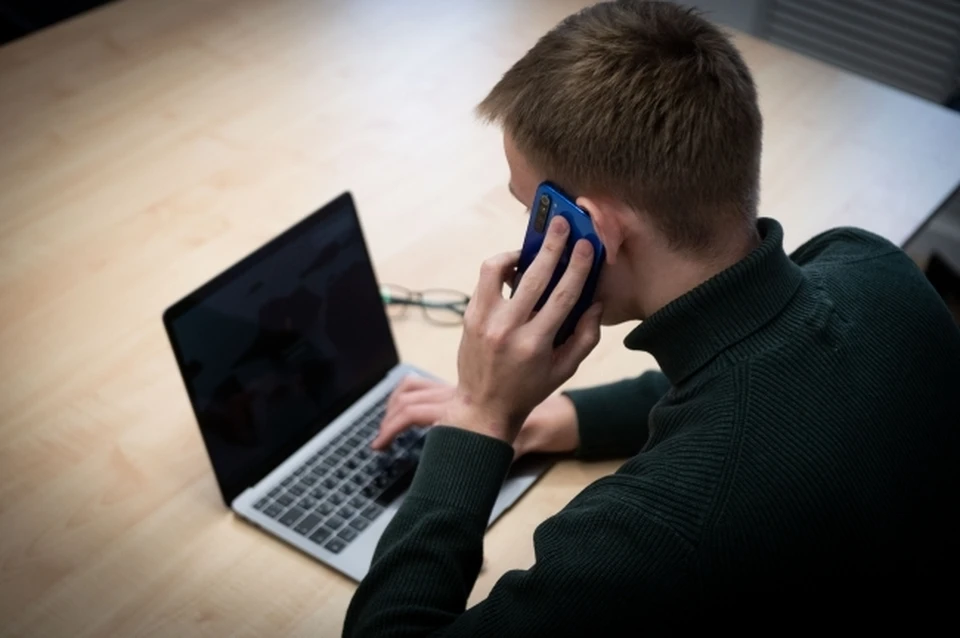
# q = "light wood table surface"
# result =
<box><xmin>2</xmin><ymin>0</ymin><xmax>959</xmax><ymax>635</ymax></box>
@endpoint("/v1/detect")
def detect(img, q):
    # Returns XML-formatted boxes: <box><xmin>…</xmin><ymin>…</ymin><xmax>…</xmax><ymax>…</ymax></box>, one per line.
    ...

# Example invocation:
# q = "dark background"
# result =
<box><xmin>0</xmin><ymin>0</ymin><xmax>117</xmax><ymax>44</ymax></box>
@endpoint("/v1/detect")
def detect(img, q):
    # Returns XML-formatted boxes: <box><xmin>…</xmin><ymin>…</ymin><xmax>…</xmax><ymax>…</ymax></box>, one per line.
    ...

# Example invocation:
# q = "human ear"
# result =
<box><xmin>576</xmin><ymin>196</ymin><xmax>622</xmax><ymax>266</ymax></box>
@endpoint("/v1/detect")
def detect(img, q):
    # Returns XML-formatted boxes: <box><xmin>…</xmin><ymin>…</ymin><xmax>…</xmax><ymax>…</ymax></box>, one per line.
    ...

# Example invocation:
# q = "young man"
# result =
<box><xmin>345</xmin><ymin>1</ymin><xmax>960</xmax><ymax>634</ymax></box>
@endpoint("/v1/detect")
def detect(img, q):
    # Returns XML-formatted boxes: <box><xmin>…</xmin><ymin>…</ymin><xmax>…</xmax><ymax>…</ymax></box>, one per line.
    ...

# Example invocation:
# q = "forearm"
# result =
<box><xmin>344</xmin><ymin>462</ymin><xmax>693</xmax><ymax>636</ymax></box>
<box><xmin>343</xmin><ymin>427</ymin><xmax>514</xmax><ymax>637</ymax></box>
<box><xmin>564</xmin><ymin>370</ymin><xmax>671</xmax><ymax>460</ymax></box>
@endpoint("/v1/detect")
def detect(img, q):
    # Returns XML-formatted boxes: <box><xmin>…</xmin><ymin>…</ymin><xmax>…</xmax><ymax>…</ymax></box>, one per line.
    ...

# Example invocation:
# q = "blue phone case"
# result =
<box><xmin>513</xmin><ymin>182</ymin><xmax>605</xmax><ymax>346</ymax></box>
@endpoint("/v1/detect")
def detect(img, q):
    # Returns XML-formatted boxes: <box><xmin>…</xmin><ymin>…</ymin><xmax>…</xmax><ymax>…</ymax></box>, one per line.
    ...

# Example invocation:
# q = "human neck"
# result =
<box><xmin>628</xmin><ymin>226</ymin><xmax>760</xmax><ymax>319</ymax></box>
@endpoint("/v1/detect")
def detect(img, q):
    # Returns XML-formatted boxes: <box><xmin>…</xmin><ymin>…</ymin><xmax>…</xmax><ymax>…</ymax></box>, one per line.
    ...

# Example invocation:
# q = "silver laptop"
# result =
<box><xmin>162</xmin><ymin>192</ymin><xmax>551</xmax><ymax>581</ymax></box>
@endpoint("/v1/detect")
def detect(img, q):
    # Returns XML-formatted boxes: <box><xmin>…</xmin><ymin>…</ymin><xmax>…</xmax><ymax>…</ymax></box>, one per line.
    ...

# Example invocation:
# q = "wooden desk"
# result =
<box><xmin>2</xmin><ymin>0</ymin><xmax>959</xmax><ymax>635</ymax></box>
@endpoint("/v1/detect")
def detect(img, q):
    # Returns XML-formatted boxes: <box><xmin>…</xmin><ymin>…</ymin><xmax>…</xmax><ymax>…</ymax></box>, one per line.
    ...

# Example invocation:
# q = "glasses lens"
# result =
<box><xmin>421</xmin><ymin>290</ymin><xmax>470</xmax><ymax>325</ymax></box>
<box><xmin>380</xmin><ymin>284</ymin><xmax>412</xmax><ymax>320</ymax></box>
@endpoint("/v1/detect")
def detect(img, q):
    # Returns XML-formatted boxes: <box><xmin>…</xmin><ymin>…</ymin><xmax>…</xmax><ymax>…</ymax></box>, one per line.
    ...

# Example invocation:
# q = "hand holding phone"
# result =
<box><xmin>439</xmin><ymin>214</ymin><xmax>604</xmax><ymax>444</ymax></box>
<box><xmin>512</xmin><ymin>182</ymin><xmax>605</xmax><ymax>346</ymax></box>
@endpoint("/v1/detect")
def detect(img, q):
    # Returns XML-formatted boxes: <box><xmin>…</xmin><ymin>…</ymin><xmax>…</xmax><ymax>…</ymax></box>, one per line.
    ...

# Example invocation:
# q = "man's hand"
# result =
<box><xmin>373</xmin><ymin>376</ymin><xmax>580</xmax><ymax>458</ymax></box>
<box><xmin>444</xmin><ymin>216</ymin><xmax>602</xmax><ymax>444</ymax></box>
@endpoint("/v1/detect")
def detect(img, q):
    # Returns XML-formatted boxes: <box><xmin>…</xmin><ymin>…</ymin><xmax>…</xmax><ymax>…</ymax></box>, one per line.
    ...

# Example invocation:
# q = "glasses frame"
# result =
<box><xmin>380</xmin><ymin>284</ymin><xmax>470</xmax><ymax>326</ymax></box>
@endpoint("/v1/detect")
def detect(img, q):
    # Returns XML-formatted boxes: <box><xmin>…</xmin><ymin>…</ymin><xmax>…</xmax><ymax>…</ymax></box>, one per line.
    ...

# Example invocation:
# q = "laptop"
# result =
<box><xmin>162</xmin><ymin>192</ymin><xmax>551</xmax><ymax>581</ymax></box>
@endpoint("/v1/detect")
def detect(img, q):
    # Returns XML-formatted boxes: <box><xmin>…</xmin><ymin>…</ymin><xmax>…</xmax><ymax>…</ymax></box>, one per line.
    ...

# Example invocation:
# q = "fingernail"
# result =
<box><xmin>550</xmin><ymin>216</ymin><xmax>569</xmax><ymax>235</ymax></box>
<box><xmin>575</xmin><ymin>240</ymin><xmax>593</xmax><ymax>258</ymax></box>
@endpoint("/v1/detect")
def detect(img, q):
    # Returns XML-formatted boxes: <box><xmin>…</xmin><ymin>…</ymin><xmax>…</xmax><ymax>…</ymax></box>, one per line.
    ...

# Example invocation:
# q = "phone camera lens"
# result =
<box><xmin>534</xmin><ymin>195</ymin><xmax>551</xmax><ymax>232</ymax></box>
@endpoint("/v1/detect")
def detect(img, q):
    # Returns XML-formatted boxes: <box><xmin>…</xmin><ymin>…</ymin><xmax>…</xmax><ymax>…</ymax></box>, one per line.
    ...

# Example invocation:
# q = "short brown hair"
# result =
<box><xmin>477</xmin><ymin>0</ymin><xmax>762</xmax><ymax>253</ymax></box>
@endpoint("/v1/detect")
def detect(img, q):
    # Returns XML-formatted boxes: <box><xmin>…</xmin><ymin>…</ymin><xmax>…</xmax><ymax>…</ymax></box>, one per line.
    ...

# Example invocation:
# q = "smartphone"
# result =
<box><xmin>512</xmin><ymin>181</ymin><xmax>605</xmax><ymax>346</ymax></box>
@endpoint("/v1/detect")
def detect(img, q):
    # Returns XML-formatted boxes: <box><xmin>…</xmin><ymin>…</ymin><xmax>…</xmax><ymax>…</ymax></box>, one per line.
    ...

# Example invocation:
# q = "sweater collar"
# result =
<box><xmin>624</xmin><ymin>218</ymin><xmax>804</xmax><ymax>385</ymax></box>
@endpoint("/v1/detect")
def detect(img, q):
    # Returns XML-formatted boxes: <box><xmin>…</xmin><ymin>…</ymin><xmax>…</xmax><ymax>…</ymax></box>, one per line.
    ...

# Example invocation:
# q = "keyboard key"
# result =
<box><xmin>329</xmin><ymin>493</ymin><xmax>344</xmax><ymax>506</ymax></box>
<box><xmin>389</xmin><ymin>457</ymin><xmax>416</xmax><ymax>476</ymax></box>
<box><xmin>279</xmin><ymin>507</ymin><xmax>306</xmax><ymax>527</ymax></box>
<box><xmin>280</xmin><ymin>477</ymin><xmax>294</xmax><ymax>487</ymax></box>
<box><xmin>351</xmin><ymin>474</ymin><xmax>367</xmax><ymax>486</ymax></box>
<box><xmin>362</xmin><ymin>464</ymin><xmax>378</xmax><ymax>476</ymax></box>
<box><xmin>301</xmin><ymin>475</ymin><xmax>317</xmax><ymax>486</ymax></box>
<box><xmin>338</xmin><ymin>506</ymin><xmax>356</xmax><ymax>520</ymax></box>
<box><xmin>325</xmin><ymin>539</ymin><xmax>346</xmax><ymax>554</ymax></box>
<box><xmin>310</xmin><ymin>527</ymin><xmax>331</xmax><ymax>544</ymax></box>
<box><xmin>375</xmin><ymin>463</ymin><xmax>417</xmax><ymax>506</ymax></box>
<box><xmin>294</xmin><ymin>514</ymin><xmax>322</xmax><ymax>535</ymax></box>
<box><xmin>340</xmin><ymin>483</ymin><xmax>357</xmax><ymax>495</ymax></box>
<box><xmin>321</xmin><ymin>456</ymin><xmax>337</xmax><ymax>467</ymax></box>
<box><xmin>298</xmin><ymin>497</ymin><xmax>316</xmax><ymax>510</ymax></box>
<box><xmin>326</xmin><ymin>516</ymin><xmax>345</xmax><ymax>530</ymax></box>
<box><xmin>345</xmin><ymin>458</ymin><xmax>359</xmax><ymax>470</ymax></box>
<box><xmin>360</xmin><ymin>485</ymin><xmax>379</xmax><ymax>498</ymax></box>
<box><xmin>336</xmin><ymin>446</ymin><xmax>351</xmax><ymax>456</ymax></box>
<box><xmin>322</xmin><ymin>478</ymin><xmax>338</xmax><ymax>489</ymax></box>
<box><xmin>316</xmin><ymin>502</ymin><xmax>334</xmax><ymax>516</ymax></box>
<box><xmin>268</xmin><ymin>487</ymin><xmax>282</xmax><ymax>497</ymax></box>
<box><xmin>346</xmin><ymin>438</ymin><xmax>362</xmax><ymax>448</ymax></box>
<box><xmin>338</xmin><ymin>528</ymin><xmax>358</xmax><ymax>542</ymax></box>
<box><xmin>349</xmin><ymin>517</ymin><xmax>369</xmax><ymax>531</ymax></box>
<box><xmin>349</xmin><ymin>496</ymin><xmax>368</xmax><ymax>509</ymax></box>
<box><xmin>289</xmin><ymin>484</ymin><xmax>306</xmax><ymax>496</ymax></box>
<box><xmin>361</xmin><ymin>504</ymin><xmax>383</xmax><ymax>521</ymax></box>
<box><xmin>334</xmin><ymin>468</ymin><xmax>349</xmax><ymax>479</ymax></box>
<box><xmin>254</xmin><ymin>498</ymin><xmax>270</xmax><ymax>510</ymax></box>
<box><xmin>265</xmin><ymin>503</ymin><xmax>284</xmax><ymax>518</ymax></box>
<box><xmin>293</xmin><ymin>466</ymin><xmax>306</xmax><ymax>476</ymax></box>
<box><xmin>356</xmin><ymin>449</ymin><xmax>371</xmax><ymax>461</ymax></box>
<box><xmin>276</xmin><ymin>493</ymin><xmax>294</xmax><ymax>506</ymax></box>
<box><xmin>310</xmin><ymin>487</ymin><xmax>326</xmax><ymax>499</ymax></box>
<box><xmin>307</xmin><ymin>454</ymin><xmax>320</xmax><ymax>464</ymax></box>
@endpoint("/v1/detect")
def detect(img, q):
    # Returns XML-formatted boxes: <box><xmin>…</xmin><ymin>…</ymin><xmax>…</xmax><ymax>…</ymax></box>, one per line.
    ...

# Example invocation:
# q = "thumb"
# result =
<box><xmin>553</xmin><ymin>303</ymin><xmax>602</xmax><ymax>382</ymax></box>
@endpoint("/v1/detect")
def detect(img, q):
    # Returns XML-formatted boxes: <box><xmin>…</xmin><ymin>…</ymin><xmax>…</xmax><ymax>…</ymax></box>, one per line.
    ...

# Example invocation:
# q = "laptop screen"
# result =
<box><xmin>163</xmin><ymin>193</ymin><xmax>399</xmax><ymax>505</ymax></box>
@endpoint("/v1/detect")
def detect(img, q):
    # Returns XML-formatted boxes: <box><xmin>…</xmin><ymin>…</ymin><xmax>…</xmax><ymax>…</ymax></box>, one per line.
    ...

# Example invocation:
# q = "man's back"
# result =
<box><xmin>611</xmin><ymin>221</ymin><xmax>960</xmax><ymax>624</ymax></box>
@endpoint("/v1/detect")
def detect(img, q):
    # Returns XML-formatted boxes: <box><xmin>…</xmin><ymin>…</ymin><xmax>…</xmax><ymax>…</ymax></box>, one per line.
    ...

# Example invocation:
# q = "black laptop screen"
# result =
<box><xmin>163</xmin><ymin>193</ymin><xmax>399</xmax><ymax>505</ymax></box>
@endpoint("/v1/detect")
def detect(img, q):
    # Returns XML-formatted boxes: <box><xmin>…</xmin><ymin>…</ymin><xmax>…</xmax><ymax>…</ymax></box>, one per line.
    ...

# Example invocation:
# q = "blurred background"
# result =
<box><xmin>2</xmin><ymin>0</ymin><xmax>959</xmax><ymax>316</ymax></box>
<box><xmin>694</xmin><ymin>0</ymin><xmax>960</xmax><ymax>319</ymax></box>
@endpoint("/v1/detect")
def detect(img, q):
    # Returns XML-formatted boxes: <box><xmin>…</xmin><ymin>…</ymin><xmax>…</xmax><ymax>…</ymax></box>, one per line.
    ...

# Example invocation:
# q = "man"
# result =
<box><xmin>344</xmin><ymin>1</ymin><xmax>960</xmax><ymax>634</ymax></box>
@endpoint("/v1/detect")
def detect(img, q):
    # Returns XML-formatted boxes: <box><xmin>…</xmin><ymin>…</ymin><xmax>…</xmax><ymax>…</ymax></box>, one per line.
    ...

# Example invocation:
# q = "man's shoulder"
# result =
<box><xmin>788</xmin><ymin>225</ymin><xmax>901</xmax><ymax>268</ymax></box>
<box><xmin>787</xmin><ymin>224</ymin><xmax>944</xmax><ymax>320</ymax></box>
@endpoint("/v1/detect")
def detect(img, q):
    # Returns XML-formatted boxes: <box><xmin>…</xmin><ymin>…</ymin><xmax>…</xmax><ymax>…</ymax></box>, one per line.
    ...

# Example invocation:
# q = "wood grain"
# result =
<box><xmin>1</xmin><ymin>0</ymin><xmax>959</xmax><ymax>635</ymax></box>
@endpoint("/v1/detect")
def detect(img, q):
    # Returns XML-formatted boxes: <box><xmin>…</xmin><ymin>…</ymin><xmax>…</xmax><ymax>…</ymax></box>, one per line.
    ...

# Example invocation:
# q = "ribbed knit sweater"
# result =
<box><xmin>343</xmin><ymin>219</ymin><xmax>960</xmax><ymax>636</ymax></box>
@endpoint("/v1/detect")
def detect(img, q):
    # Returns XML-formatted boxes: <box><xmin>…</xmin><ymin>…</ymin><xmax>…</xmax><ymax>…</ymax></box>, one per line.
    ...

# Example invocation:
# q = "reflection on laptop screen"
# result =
<box><xmin>165</xmin><ymin>194</ymin><xmax>399</xmax><ymax>504</ymax></box>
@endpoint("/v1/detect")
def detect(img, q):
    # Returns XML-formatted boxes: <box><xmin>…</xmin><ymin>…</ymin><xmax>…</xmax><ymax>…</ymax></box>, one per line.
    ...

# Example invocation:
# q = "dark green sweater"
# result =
<box><xmin>344</xmin><ymin>219</ymin><xmax>960</xmax><ymax>635</ymax></box>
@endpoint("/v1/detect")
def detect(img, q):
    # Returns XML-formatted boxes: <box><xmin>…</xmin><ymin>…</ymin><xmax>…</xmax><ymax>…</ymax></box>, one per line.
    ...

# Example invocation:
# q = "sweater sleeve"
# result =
<box><xmin>563</xmin><ymin>370</ymin><xmax>671</xmax><ymax>460</ymax></box>
<box><xmin>342</xmin><ymin>426</ymin><xmax>694</xmax><ymax>637</ymax></box>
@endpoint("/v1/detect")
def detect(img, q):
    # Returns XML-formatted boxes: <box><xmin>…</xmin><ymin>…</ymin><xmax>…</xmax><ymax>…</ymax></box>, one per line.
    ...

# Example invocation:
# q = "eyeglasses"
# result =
<box><xmin>380</xmin><ymin>284</ymin><xmax>470</xmax><ymax>326</ymax></box>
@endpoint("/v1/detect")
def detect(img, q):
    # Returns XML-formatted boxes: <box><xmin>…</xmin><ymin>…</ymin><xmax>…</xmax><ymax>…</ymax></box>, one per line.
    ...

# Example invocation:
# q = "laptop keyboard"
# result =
<box><xmin>251</xmin><ymin>393</ymin><xmax>426</xmax><ymax>555</ymax></box>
